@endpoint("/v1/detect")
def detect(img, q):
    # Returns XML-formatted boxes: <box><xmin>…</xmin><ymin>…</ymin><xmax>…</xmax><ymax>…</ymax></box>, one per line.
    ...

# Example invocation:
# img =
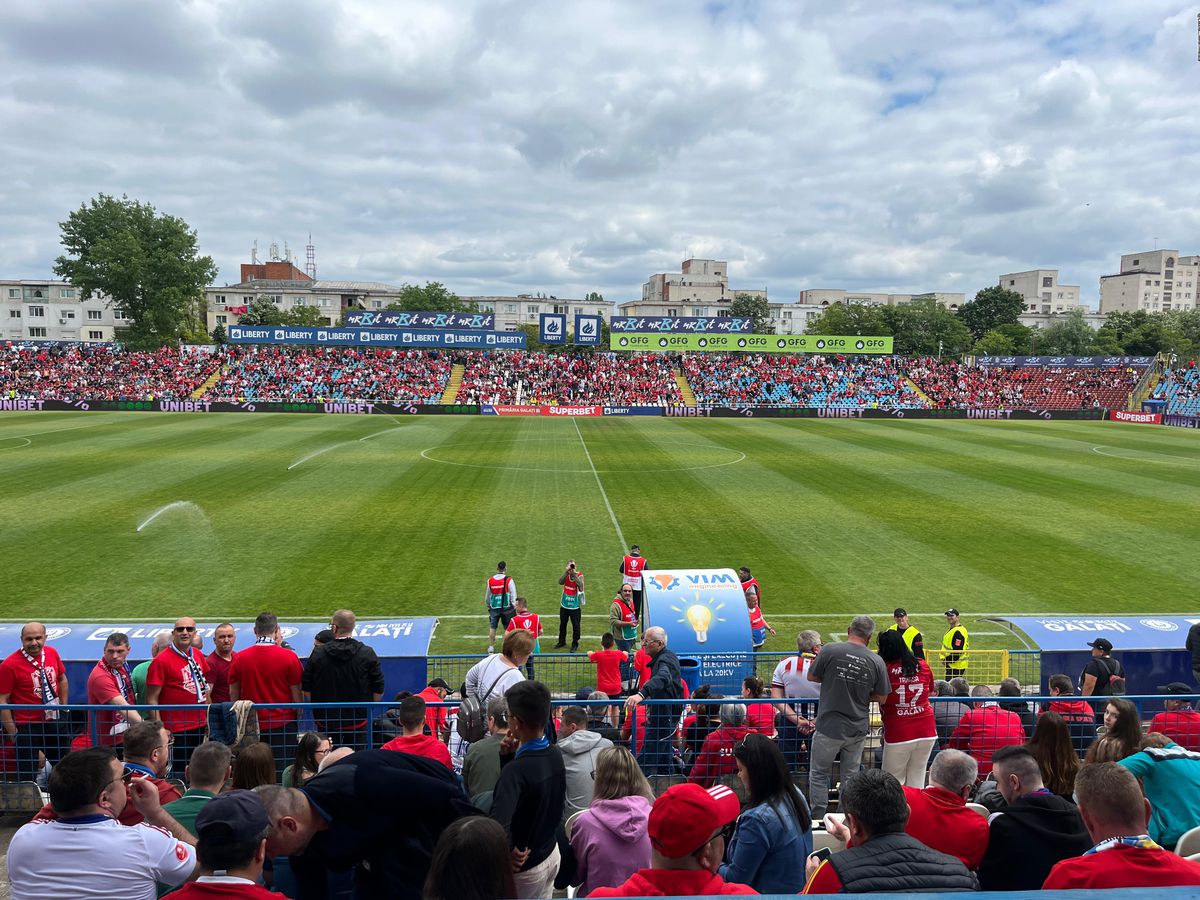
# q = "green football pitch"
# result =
<box><xmin>1</xmin><ymin>412</ymin><xmax>1197</xmax><ymax>656</ymax></box>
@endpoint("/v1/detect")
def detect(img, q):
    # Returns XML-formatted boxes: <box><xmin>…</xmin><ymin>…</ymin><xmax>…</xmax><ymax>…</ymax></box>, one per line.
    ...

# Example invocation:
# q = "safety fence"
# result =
<box><xmin>2</xmin><ymin>693</ymin><xmax>1192</xmax><ymax>804</ymax></box>
<box><xmin>427</xmin><ymin>649</ymin><xmax>1029</xmax><ymax>700</ymax></box>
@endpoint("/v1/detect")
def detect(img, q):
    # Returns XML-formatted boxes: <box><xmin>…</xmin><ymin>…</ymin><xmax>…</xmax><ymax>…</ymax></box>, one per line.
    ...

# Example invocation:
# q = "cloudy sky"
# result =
<box><xmin>1</xmin><ymin>1</ymin><xmax>1197</xmax><ymax>306</ymax></box>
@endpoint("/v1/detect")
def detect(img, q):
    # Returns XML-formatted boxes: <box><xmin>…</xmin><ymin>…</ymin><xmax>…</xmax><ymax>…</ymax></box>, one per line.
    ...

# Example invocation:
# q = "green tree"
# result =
<box><xmin>1095</xmin><ymin>310</ymin><xmax>1152</xmax><ymax>352</ymax></box>
<box><xmin>730</xmin><ymin>293</ymin><xmax>775</xmax><ymax>334</ymax></box>
<box><xmin>956</xmin><ymin>286</ymin><xmax>1025</xmax><ymax>340</ymax></box>
<box><xmin>210</xmin><ymin>324</ymin><xmax>226</xmax><ymax>344</ymax></box>
<box><xmin>972</xmin><ymin>329</ymin><xmax>1015</xmax><ymax>355</ymax></box>
<box><xmin>804</xmin><ymin>302</ymin><xmax>892</xmax><ymax>337</ymax></box>
<box><xmin>1036</xmin><ymin>309</ymin><xmax>1096</xmax><ymax>355</ymax></box>
<box><xmin>54</xmin><ymin>194</ymin><xmax>217</xmax><ymax>349</ymax></box>
<box><xmin>385</xmin><ymin>281</ymin><xmax>477</xmax><ymax>313</ymax></box>
<box><xmin>237</xmin><ymin>296</ymin><xmax>286</xmax><ymax>326</ymax></box>
<box><xmin>1122</xmin><ymin>321</ymin><xmax>1171</xmax><ymax>356</ymax></box>
<box><xmin>882</xmin><ymin>300</ymin><xmax>972</xmax><ymax>356</ymax></box>
<box><xmin>992</xmin><ymin>322</ymin><xmax>1034</xmax><ymax>355</ymax></box>
<box><xmin>286</xmin><ymin>305</ymin><xmax>325</xmax><ymax>327</ymax></box>
<box><xmin>585</xmin><ymin>291</ymin><xmax>604</xmax><ymax>302</ymax></box>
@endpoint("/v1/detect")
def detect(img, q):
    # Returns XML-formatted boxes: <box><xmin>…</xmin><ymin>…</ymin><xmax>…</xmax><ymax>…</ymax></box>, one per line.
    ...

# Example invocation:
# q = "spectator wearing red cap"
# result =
<box><xmin>1043</xmin><ymin>762</ymin><xmax>1200</xmax><ymax>889</ymax></box>
<box><xmin>590</xmin><ymin>782</ymin><xmax>756</xmax><ymax>896</ymax></box>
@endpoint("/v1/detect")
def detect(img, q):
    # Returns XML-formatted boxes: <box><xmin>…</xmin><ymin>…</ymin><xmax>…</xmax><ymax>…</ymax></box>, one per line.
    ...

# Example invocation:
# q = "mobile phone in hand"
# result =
<box><xmin>809</xmin><ymin>847</ymin><xmax>833</xmax><ymax>864</ymax></box>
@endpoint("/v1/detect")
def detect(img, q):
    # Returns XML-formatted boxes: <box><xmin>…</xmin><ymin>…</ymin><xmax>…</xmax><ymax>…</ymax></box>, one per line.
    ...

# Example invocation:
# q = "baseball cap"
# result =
<box><xmin>313</xmin><ymin>629</ymin><xmax>334</xmax><ymax>645</ymax></box>
<box><xmin>195</xmin><ymin>790</ymin><xmax>270</xmax><ymax>843</ymax></box>
<box><xmin>893</xmin><ymin>608</ymin><xmax>907</xmax><ymax>618</ymax></box>
<box><xmin>574</xmin><ymin>686</ymin><xmax>595</xmax><ymax>702</ymax></box>
<box><xmin>1159</xmin><ymin>682</ymin><xmax>1193</xmax><ymax>694</ymax></box>
<box><xmin>1087</xmin><ymin>638</ymin><xmax>1113</xmax><ymax>652</ymax></box>
<box><xmin>943</xmin><ymin>608</ymin><xmax>960</xmax><ymax>617</ymax></box>
<box><xmin>630</xmin><ymin>544</ymin><xmax>640</xmax><ymax>551</ymax></box>
<box><xmin>649</xmin><ymin>782</ymin><xmax>740</xmax><ymax>858</ymax></box>
<box><xmin>427</xmin><ymin>678</ymin><xmax>452</xmax><ymax>692</ymax></box>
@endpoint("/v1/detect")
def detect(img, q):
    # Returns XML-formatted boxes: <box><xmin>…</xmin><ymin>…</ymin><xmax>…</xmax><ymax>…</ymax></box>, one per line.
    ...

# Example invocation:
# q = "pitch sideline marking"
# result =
<box><xmin>574</xmin><ymin>418</ymin><xmax>627</xmax><ymax>553</ymax></box>
<box><xmin>0</xmin><ymin>419</ymin><xmax>117</xmax><ymax>441</ymax></box>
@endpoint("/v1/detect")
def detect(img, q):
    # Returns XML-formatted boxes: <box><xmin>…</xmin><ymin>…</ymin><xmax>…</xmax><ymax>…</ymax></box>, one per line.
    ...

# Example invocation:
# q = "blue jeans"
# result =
<box><xmin>207</xmin><ymin>702</ymin><xmax>237</xmax><ymax>744</ymax></box>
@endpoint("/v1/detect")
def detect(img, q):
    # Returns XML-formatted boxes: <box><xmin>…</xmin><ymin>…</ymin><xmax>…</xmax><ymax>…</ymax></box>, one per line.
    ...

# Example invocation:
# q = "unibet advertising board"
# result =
<box><xmin>609</xmin><ymin>333</ymin><xmax>894</xmax><ymax>354</ymax></box>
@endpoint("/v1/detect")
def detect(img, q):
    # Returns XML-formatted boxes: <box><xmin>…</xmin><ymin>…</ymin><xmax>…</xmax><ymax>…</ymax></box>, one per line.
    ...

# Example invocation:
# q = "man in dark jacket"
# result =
<box><xmin>977</xmin><ymin>744</ymin><xmax>1092</xmax><ymax>891</ymax></box>
<box><xmin>493</xmin><ymin>680</ymin><xmax>567</xmax><ymax>897</ymax></box>
<box><xmin>624</xmin><ymin>627</ymin><xmax>683</xmax><ymax>775</ymax></box>
<box><xmin>803</xmin><ymin>769</ymin><xmax>978</xmax><ymax>893</ymax></box>
<box><xmin>998</xmin><ymin>678</ymin><xmax>1036</xmax><ymax>738</ymax></box>
<box><xmin>258</xmin><ymin>749</ymin><xmax>475</xmax><ymax>900</ymax></box>
<box><xmin>301</xmin><ymin>609</ymin><xmax>385</xmax><ymax>750</ymax></box>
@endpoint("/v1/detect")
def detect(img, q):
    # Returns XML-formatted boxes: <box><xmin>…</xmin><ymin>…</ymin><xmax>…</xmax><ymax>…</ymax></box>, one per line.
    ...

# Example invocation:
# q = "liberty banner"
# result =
<box><xmin>227</xmin><ymin>324</ymin><xmax>526</xmax><ymax>349</ymax></box>
<box><xmin>610</xmin><ymin>333</ymin><xmax>894</xmax><ymax>354</ymax></box>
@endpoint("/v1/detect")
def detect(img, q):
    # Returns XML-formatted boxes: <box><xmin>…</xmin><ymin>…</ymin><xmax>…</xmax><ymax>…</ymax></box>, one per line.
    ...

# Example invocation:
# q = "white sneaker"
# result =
<box><xmin>487</xmin><ymin>645</ymin><xmax>495</xmax><ymax>654</ymax></box>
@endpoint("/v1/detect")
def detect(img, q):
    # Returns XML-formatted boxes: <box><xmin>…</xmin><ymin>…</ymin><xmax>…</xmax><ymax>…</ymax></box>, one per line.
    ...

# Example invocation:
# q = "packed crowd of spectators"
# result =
<box><xmin>0</xmin><ymin>344</ymin><xmax>221</xmax><ymax>401</ymax></box>
<box><xmin>681</xmin><ymin>354</ymin><xmax>925</xmax><ymax>408</ymax></box>
<box><xmin>909</xmin><ymin>359</ymin><xmax>1143</xmax><ymax>410</ymax></box>
<box><xmin>5</xmin><ymin>610</ymin><xmax>1200</xmax><ymax>898</ymax></box>
<box><xmin>1152</xmin><ymin>361</ymin><xmax>1200</xmax><ymax>414</ymax></box>
<box><xmin>1</xmin><ymin>344</ymin><xmax>1160</xmax><ymax>412</ymax></box>
<box><xmin>208</xmin><ymin>346</ymin><xmax>453</xmax><ymax>403</ymax></box>
<box><xmin>456</xmin><ymin>351</ymin><xmax>682</xmax><ymax>406</ymax></box>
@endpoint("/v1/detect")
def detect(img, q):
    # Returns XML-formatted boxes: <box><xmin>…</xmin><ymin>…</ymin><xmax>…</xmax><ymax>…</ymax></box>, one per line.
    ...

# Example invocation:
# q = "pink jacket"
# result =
<box><xmin>570</xmin><ymin>795</ymin><xmax>652</xmax><ymax>897</ymax></box>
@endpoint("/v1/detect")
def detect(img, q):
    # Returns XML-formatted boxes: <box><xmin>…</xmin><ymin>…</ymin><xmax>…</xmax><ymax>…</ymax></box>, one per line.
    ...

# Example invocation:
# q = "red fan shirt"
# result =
<box><xmin>229</xmin><ymin>642</ymin><xmax>303</xmax><ymax>728</ymax></box>
<box><xmin>588</xmin><ymin>649</ymin><xmax>628</xmax><ymax>696</ymax></box>
<box><xmin>146</xmin><ymin>646</ymin><xmax>211</xmax><ymax>733</ymax></box>
<box><xmin>880</xmin><ymin>659</ymin><xmax>937</xmax><ymax>744</ymax></box>
<box><xmin>506</xmin><ymin>612</ymin><xmax>543</xmax><ymax>637</ymax></box>
<box><xmin>0</xmin><ymin>647</ymin><xmax>66</xmax><ymax>725</ymax></box>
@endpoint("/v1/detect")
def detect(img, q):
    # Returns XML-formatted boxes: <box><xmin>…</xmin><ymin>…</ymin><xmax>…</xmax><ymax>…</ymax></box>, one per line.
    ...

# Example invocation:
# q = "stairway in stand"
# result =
<box><xmin>904</xmin><ymin>376</ymin><xmax>934</xmax><ymax>407</ymax></box>
<box><xmin>190</xmin><ymin>366</ymin><xmax>225</xmax><ymax>400</ymax></box>
<box><xmin>673</xmin><ymin>368</ymin><xmax>696</xmax><ymax>407</ymax></box>
<box><xmin>439</xmin><ymin>363</ymin><xmax>465</xmax><ymax>404</ymax></box>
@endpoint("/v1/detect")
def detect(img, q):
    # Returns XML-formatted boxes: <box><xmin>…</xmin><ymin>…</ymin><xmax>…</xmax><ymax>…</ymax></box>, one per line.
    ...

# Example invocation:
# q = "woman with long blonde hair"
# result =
<box><xmin>569</xmin><ymin>746</ymin><xmax>653</xmax><ymax>896</ymax></box>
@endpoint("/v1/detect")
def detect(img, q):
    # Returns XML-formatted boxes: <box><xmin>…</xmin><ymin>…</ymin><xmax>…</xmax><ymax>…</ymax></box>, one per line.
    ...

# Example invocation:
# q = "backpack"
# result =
<box><xmin>456</xmin><ymin>666</ymin><xmax>509</xmax><ymax>743</ymax></box>
<box><xmin>1101</xmin><ymin>658</ymin><xmax>1126</xmax><ymax>695</ymax></box>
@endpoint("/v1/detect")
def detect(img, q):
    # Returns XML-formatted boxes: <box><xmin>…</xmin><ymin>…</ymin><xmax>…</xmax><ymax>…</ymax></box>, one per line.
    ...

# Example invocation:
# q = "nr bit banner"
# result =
<box><xmin>609</xmin><ymin>333</ymin><xmax>894</xmax><ymax>354</ymax></box>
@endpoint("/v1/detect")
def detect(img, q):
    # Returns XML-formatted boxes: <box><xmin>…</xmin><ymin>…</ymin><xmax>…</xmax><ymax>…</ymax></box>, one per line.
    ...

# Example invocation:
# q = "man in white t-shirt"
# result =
<box><xmin>7</xmin><ymin>746</ymin><xmax>197</xmax><ymax>900</ymax></box>
<box><xmin>771</xmin><ymin>629</ymin><xmax>822</xmax><ymax>766</ymax></box>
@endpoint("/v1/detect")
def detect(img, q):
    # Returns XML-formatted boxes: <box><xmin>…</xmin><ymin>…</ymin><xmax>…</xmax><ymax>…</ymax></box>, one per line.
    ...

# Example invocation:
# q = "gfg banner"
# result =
<box><xmin>343</xmin><ymin>310</ymin><xmax>494</xmax><ymax>329</ymax></box>
<box><xmin>977</xmin><ymin>355</ymin><xmax>1154</xmax><ymax>368</ymax></box>
<box><xmin>611</xmin><ymin>333</ymin><xmax>894</xmax><ymax>354</ymax></box>
<box><xmin>610</xmin><ymin>316</ymin><xmax>752</xmax><ymax>333</ymax></box>
<box><xmin>226</xmin><ymin>325</ymin><xmax>525</xmax><ymax>349</ymax></box>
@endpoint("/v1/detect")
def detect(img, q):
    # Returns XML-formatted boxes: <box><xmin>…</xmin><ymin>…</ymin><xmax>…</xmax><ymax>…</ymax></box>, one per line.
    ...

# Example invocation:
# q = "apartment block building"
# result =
<box><xmin>797</xmin><ymin>289</ymin><xmax>968</xmax><ymax>310</ymax></box>
<box><xmin>997</xmin><ymin>269</ymin><xmax>1082</xmax><ymax>315</ymax></box>
<box><xmin>0</xmin><ymin>279</ymin><xmax>129</xmax><ymax>343</ymax></box>
<box><xmin>1099</xmin><ymin>250</ymin><xmax>1200</xmax><ymax>314</ymax></box>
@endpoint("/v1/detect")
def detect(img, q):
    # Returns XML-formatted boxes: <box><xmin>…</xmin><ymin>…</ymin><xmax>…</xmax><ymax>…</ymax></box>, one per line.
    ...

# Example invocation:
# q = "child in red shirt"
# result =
<box><xmin>589</xmin><ymin>633</ymin><xmax>628</xmax><ymax>728</ymax></box>
<box><xmin>506</xmin><ymin>596</ymin><xmax>542</xmax><ymax>679</ymax></box>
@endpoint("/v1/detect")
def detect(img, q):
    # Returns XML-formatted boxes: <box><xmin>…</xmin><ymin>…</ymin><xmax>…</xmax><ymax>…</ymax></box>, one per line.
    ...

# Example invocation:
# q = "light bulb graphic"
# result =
<box><xmin>686</xmin><ymin>604</ymin><xmax>713</xmax><ymax>643</ymax></box>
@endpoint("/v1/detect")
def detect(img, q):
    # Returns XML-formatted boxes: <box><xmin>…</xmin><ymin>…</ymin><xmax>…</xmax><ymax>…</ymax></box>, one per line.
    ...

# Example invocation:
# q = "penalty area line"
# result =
<box><xmin>574</xmin><ymin>418</ymin><xmax>627</xmax><ymax>553</ymax></box>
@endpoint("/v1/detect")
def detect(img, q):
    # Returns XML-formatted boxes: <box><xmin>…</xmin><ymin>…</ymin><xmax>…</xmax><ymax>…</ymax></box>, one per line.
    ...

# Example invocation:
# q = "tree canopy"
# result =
<box><xmin>730</xmin><ymin>293</ymin><xmax>775</xmax><ymax>334</ymax></box>
<box><xmin>956</xmin><ymin>286</ymin><xmax>1025</xmax><ymax>340</ymax></box>
<box><xmin>805</xmin><ymin>300</ymin><xmax>970</xmax><ymax>356</ymax></box>
<box><xmin>54</xmin><ymin>194</ymin><xmax>217</xmax><ymax>349</ymax></box>
<box><xmin>384</xmin><ymin>281</ymin><xmax>476</xmax><ymax>312</ymax></box>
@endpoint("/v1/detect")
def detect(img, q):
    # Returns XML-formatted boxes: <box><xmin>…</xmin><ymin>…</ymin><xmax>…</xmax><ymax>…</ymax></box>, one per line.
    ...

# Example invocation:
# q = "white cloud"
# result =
<box><xmin>0</xmin><ymin>0</ymin><xmax>1197</xmax><ymax>306</ymax></box>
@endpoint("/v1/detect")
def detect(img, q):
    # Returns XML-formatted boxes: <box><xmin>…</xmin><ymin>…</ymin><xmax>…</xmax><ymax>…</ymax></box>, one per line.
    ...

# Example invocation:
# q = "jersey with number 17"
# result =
<box><xmin>879</xmin><ymin>660</ymin><xmax>936</xmax><ymax>742</ymax></box>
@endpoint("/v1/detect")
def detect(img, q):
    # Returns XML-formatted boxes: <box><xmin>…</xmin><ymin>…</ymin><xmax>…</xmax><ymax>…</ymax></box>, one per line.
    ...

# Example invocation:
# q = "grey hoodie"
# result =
<box><xmin>557</xmin><ymin>728</ymin><xmax>614</xmax><ymax>820</ymax></box>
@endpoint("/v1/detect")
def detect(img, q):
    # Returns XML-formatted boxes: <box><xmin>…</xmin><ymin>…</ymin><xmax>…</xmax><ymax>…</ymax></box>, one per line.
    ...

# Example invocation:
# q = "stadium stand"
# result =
<box><xmin>1153</xmin><ymin>363</ymin><xmax>1200</xmax><ymax>415</ymax></box>
<box><xmin>0</xmin><ymin>344</ymin><xmax>220</xmax><ymax>401</ymax></box>
<box><xmin>207</xmin><ymin>346</ymin><xmax>453</xmax><ymax>403</ymax></box>
<box><xmin>910</xmin><ymin>360</ymin><xmax>1142</xmax><ymax>410</ymax></box>
<box><xmin>456</xmin><ymin>351</ymin><xmax>682</xmax><ymax>406</ymax></box>
<box><xmin>681</xmin><ymin>354</ymin><xmax>925</xmax><ymax>408</ymax></box>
